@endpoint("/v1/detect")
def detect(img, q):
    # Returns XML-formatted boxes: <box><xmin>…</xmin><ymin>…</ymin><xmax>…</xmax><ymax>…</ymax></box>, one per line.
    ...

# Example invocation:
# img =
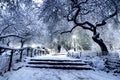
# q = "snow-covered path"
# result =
<box><xmin>1</xmin><ymin>67</ymin><xmax>120</xmax><ymax>80</ymax></box>
<box><xmin>27</xmin><ymin>53</ymin><xmax>77</xmax><ymax>60</ymax></box>
<box><xmin>1</xmin><ymin>54</ymin><xmax>120</xmax><ymax>80</ymax></box>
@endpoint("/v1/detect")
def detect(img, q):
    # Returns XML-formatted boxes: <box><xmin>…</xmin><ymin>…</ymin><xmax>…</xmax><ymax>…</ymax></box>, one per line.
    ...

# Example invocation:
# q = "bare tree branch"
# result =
<box><xmin>0</xmin><ymin>34</ymin><xmax>25</xmax><ymax>39</ymax></box>
<box><xmin>0</xmin><ymin>24</ymin><xmax>13</xmax><ymax>35</ymax></box>
<box><xmin>0</xmin><ymin>45</ymin><xmax>31</xmax><ymax>50</ymax></box>
<box><xmin>68</xmin><ymin>3</ymin><xmax>95</xmax><ymax>28</ymax></box>
<box><xmin>61</xmin><ymin>25</ymin><xmax>78</xmax><ymax>34</ymax></box>
<box><xmin>96</xmin><ymin>0</ymin><xmax>117</xmax><ymax>27</ymax></box>
<box><xmin>78</xmin><ymin>0</ymin><xmax>88</xmax><ymax>5</ymax></box>
<box><xmin>61</xmin><ymin>24</ymin><xmax>93</xmax><ymax>35</ymax></box>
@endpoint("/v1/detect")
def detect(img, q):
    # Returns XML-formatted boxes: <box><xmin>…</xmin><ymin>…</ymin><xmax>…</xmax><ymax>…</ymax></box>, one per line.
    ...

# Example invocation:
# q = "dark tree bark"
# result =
<box><xmin>61</xmin><ymin>0</ymin><xmax>117</xmax><ymax>55</ymax></box>
<box><xmin>57</xmin><ymin>44</ymin><xmax>61</xmax><ymax>53</ymax></box>
<box><xmin>92</xmin><ymin>38</ymin><xmax>108</xmax><ymax>55</ymax></box>
<box><xmin>19</xmin><ymin>50</ymin><xmax>23</xmax><ymax>62</ymax></box>
<box><xmin>19</xmin><ymin>40</ymin><xmax>25</xmax><ymax>62</ymax></box>
<box><xmin>7</xmin><ymin>41</ymin><xmax>10</xmax><ymax>46</ymax></box>
<box><xmin>92</xmin><ymin>27</ymin><xmax>108</xmax><ymax>55</ymax></box>
<box><xmin>27</xmin><ymin>48</ymin><xmax>30</xmax><ymax>56</ymax></box>
<box><xmin>20</xmin><ymin>39</ymin><xmax>25</xmax><ymax>48</ymax></box>
<box><xmin>8</xmin><ymin>50</ymin><xmax>14</xmax><ymax>71</ymax></box>
<box><xmin>30</xmin><ymin>48</ymin><xmax>33</xmax><ymax>57</ymax></box>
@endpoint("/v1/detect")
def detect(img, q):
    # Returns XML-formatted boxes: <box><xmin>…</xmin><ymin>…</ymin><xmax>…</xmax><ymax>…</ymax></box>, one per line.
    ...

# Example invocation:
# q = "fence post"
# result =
<box><xmin>8</xmin><ymin>50</ymin><xmax>14</xmax><ymax>71</ymax></box>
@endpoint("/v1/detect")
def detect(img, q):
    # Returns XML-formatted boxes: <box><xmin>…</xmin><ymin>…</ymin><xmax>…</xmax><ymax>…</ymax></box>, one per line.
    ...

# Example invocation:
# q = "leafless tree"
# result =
<box><xmin>61</xmin><ymin>0</ymin><xmax>118</xmax><ymax>55</ymax></box>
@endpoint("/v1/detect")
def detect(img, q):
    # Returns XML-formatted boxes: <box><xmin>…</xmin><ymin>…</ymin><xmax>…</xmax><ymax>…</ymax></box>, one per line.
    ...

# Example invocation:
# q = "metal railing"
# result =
<box><xmin>0</xmin><ymin>47</ymin><xmax>49</xmax><ymax>75</ymax></box>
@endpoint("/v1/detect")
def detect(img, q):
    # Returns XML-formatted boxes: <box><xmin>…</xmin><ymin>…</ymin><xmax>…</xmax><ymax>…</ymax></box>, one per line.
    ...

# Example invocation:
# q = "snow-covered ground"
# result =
<box><xmin>27</xmin><ymin>53</ymin><xmax>80</xmax><ymax>60</ymax></box>
<box><xmin>0</xmin><ymin>67</ymin><xmax>120</xmax><ymax>80</ymax></box>
<box><xmin>0</xmin><ymin>53</ymin><xmax>120</xmax><ymax>80</ymax></box>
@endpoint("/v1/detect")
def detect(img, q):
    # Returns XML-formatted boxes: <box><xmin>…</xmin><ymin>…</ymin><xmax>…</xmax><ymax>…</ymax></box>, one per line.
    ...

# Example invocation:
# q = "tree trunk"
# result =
<box><xmin>19</xmin><ymin>40</ymin><xmax>24</xmax><ymax>61</ymax></box>
<box><xmin>20</xmin><ymin>50</ymin><xmax>23</xmax><ymax>62</ymax></box>
<box><xmin>21</xmin><ymin>41</ymin><xmax>24</xmax><ymax>48</ymax></box>
<box><xmin>30</xmin><ymin>48</ymin><xmax>33</xmax><ymax>57</ymax></box>
<box><xmin>27</xmin><ymin>48</ymin><xmax>30</xmax><ymax>56</ymax></box>
<box><xmin>92</xmin><ymin>37</ymin><xmax>108</xmax><ymax>55</ymax></box>
<box><xmin>7</xmin><ymin>41</ymin><xmax>10</xmax><ymax>46</ymax></box>
<box><xmin>57</xmin><ymin>44</ymin><xmax>61</xmax><ymax>53</ymax></box>
<box><xmin>92</xmin><ymin>27</ymin><xmax>108</xmax><ymax>55</ymax></box>
<box><xmin>8</xmin><ymin>50</ymin><xmax>14</xmax><ymax>71</ymax></box>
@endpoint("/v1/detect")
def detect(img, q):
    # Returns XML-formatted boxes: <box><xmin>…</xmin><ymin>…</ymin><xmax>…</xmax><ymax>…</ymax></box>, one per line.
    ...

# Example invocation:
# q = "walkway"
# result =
<box><xmin>1</xmin><ymin>53</ymin><xmax>120</xmax><ymax>80</ymax></box>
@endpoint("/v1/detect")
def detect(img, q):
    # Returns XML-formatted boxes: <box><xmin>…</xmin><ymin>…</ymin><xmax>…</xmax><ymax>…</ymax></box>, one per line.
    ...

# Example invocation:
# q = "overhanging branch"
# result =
<box><xmin>0</xmin><ymin>24</ymin><xmax>13</xmax><ymax>35</ymax></box>
<box><xmin>61</xmin><ymin>25</ymin><xmax>93</xmax><ymax>35</ymax></box>
<box><xmin>0</xmin><ymin>46</ymin><xmax>31</xmax><ymax>50</ymax></box>
<box><xmin>0</xmin><ymin>34</ymin><xmax>25</xmax><ymax>39</ymax></box>
<box><xmin>96</xmin><ymin>0</ymin><xmax>117</xmax><ymax>27</ymax></box>
<box><xmin>61</xmin><ymin>25</ymin><xmax>78</xmax><ymax>34</ymax></box>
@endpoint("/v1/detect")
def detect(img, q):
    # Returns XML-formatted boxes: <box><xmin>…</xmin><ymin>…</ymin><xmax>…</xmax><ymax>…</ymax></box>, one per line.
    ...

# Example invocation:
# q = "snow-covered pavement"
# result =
<box><xmin>1</xmin><ymin>67</ymin><xmax>120</xmax><ymax>80</ymax></box>
<box><xmin>26</xmin><ymin>53</ymin><xmax>78</xmax><ymax>60</ymax></box>
<box><xmin>0</xmin><ymin>54</ymin><xmax>120</xmax><ymax>80</ymax></box>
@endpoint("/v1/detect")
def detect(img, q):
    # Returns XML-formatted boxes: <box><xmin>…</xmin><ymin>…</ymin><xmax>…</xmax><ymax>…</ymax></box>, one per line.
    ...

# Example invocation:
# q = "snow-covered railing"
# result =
<box><xmin>0</xmin><ymin>46</ymin><xmax>49</xmax><ymax>74</ymax></box>
<box><xmin>67</xmin><ymin>52</ymin><xmax>82</xmax><ymax>58</ymax></box>
<box><xmin>67</xmin><ymin>50</ymin><xmax>101</xmax><ymax>58</ymax></box>
<box><xmin>26</xmin><ymin>48</ymin><xmax>49</xmax><ymax>57</ymax></box>
<box><xmin>0</xmin><ymin>46</ymin><xmax>28</xmax><ymax>73</ymax></box>
<box><xmin>33</xmin><ymin>48</ymin><xmax>49</xmax><ymax>56</ymax></box>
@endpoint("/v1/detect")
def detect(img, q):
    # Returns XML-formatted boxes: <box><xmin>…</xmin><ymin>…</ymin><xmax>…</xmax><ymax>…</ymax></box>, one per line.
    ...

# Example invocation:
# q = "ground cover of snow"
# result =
<box><xmin>26</xmin><ymin>53</ymin><xmax>80</xmax><ymax>61</ymax></box>
<box><xmin>0</xmin><ymin>67</ymin><xmax>120</xmax><ymax>80</ymax></box>
<box><xmin>0</xmin><ymin>53</ymin><xmax>120</xmax><ymax>80</ymax></box>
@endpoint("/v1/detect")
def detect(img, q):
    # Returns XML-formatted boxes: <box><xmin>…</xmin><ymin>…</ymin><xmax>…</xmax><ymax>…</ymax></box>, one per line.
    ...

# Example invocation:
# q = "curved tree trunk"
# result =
<box><xmin>92</xmin><ymin>27</ymin><xmax>108</xmax><ymax>55</ymax></box>
<box><xmin>92</xmin><ymin>37</ymin><xmax>108</xmax><ymax>55</ymax></box>
<box><xmin>64</xmin><ymin>0</ymin><xmax>111</xmax><ymax>55</ymax></box>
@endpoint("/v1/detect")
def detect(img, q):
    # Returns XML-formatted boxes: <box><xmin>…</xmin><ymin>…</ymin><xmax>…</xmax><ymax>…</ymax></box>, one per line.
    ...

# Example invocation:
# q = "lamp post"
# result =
<box><xmin>72</xmin><ymin>35</ymin><xmax>77</xmax><ymax>51</ymax></box>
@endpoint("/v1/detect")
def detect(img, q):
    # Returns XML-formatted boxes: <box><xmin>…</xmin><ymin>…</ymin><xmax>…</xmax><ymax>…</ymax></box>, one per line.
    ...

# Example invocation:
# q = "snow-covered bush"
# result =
<box><xmin>90</xmin><ymin>57</ymin><xmax>105</xmax><ymax>70</ymax></box>
<box><xmin>104</xmin><ymin>52</ymin><xmax>120</xmax><ymax>74</ymax></box>
<box><xmin>67</xmin><ymin>50</ymin><xmax>82</xmax><ymax>58</ymax></box>
<box><xmin>67</xmin><ymin>50</ymin><xmax>120</xmax><ymax>74</ymax></box>
<box><xmin>0</xmin><ymin>56</ymin><xmax>10</xmax><ymax>75</ymax></box>
<box><xmin>2</xmin><ymin>51</ymin><xmax>11</xmax><ymax>56</ymax></box>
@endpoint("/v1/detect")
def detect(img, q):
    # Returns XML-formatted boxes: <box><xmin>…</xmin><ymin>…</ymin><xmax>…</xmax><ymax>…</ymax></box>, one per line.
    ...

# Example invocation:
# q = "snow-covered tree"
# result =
<box><xmin>62</xmin><ymin>0</ymin><xmax>118</xmax><ymax>55</ymax></box>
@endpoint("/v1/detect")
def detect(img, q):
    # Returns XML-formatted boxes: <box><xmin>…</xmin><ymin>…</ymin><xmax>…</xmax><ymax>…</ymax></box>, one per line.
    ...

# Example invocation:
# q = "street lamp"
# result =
<box><xmin>72</xmin><ymin>35</ymin><xmax>77</xmax><ymax>51</ymax></box>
